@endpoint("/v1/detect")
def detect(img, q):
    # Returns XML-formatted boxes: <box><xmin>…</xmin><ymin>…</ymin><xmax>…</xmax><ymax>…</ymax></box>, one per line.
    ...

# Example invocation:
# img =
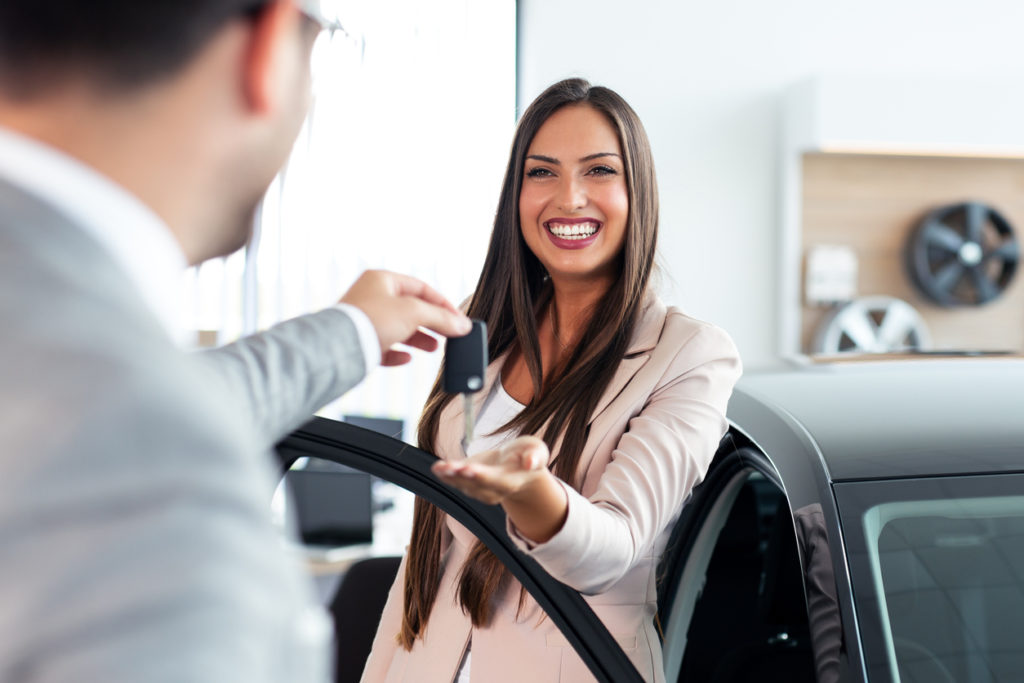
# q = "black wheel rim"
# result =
<box><xmin>906</xmin><ymin>201</ymin><xmax>1019</xmax><ymax>307</ymax></box>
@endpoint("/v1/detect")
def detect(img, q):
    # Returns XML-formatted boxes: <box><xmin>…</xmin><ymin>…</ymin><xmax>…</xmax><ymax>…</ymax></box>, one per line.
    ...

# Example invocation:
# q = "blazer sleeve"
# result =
<box><xmin>194</xmin><ymin>307</ymin><xmax>368</xmax><ymax>446</ymax></box>
<box><xmin>509</xmin><ymin>323</ymin><xmax>742</xmax><ymax>594</ymax></box>
<box><xmin>360</xmin><ymin>553</ymin><xmax>409</xmax><ymax>682</ymax></box>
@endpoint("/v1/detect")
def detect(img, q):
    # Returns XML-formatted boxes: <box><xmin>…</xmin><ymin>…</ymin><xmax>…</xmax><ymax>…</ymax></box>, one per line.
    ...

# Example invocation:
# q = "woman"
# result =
<box><xmin>361</xmin><ymin>78</ymin><xmax>742</xmax><ymax>683</ymax></box>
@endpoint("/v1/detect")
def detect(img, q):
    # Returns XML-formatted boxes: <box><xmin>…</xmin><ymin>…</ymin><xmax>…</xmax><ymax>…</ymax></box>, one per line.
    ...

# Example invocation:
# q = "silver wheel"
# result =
<box><xmin>813</xmin><ymin>296</ymin><xmax>931</xmax><ymax>354</ymax></box>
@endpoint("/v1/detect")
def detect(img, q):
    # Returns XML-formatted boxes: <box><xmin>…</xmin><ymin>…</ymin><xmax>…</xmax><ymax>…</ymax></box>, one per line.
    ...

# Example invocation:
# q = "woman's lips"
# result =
<box><xmin>544</xmin><ymin>220</ymin><xmax>602</xmax><ymax>250</ymax></box>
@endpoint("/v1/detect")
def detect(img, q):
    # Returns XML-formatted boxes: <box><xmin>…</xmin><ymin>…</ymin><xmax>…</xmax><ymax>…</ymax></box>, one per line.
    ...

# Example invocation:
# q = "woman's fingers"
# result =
<box><xmin>432</xmin><ymin>464</ymin><xmax>500</xmax><ymax>504</ymax></box>
<box><xmin>431</xmin><ymin>437</ymin><xmax>551</xmax><ymax>504</ymax></box>
<box><xmin>502</xmin><ymin>436</ymin><xmax>549</xmax><ymax>470</ymax></box>
<box><xmin>432</xmin><ymin>460</ymin><xmax>519</xmax><ymax>502</ymax></box>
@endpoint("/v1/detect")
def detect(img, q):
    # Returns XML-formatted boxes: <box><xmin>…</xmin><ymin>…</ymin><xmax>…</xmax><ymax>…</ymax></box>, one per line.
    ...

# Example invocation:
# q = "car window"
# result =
<box><xmin>661</xmin><ymin>466</ymin><xmax>817</xmax><ymax>683</ymax></box>
<box><xmin>838</xmin><ymin>475</ymin><xmax>1024</xmax><ymax>683</ymax></box>
<box><xmin>275</xmin><ymin>416</ymin><xmax>645</xmax><ymax>683</ymax></box>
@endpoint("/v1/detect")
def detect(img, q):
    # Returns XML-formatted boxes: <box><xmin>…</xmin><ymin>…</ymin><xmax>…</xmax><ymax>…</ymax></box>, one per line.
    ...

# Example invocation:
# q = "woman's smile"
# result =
<box><xmin>544</xmin><ymin>218</ymin><xmax>602</xmax><ymax>248</ymax></box>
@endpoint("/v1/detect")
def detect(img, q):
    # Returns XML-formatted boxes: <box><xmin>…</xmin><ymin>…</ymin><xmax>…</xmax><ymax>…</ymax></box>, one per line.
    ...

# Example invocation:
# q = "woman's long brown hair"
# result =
<box><xmin>399</xmin><ymin>78</ymin><xmax>660</xmax><ymax>648</ymax></box>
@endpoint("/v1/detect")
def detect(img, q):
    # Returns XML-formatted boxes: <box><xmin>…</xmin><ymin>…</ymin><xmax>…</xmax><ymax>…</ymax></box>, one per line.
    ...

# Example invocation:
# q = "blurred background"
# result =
<box><xmin>184</xmin><ymin>0</ymin><xmax>1024</xmax><ymax>439</ymax></box>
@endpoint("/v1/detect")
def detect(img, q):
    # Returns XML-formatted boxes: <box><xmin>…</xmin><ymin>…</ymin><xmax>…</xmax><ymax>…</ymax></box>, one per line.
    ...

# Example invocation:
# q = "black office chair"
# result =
<box><xmin>328</xmin><ymin>556</ymin><xmax>402</xmax><ymax>683</ymax></box>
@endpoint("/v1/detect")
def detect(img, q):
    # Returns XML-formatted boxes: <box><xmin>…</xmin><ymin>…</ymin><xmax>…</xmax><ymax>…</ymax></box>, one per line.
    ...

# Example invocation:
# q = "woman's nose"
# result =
<box><xmin>556</xmin><ymin>176</ymin><xmax>586</xmax><ymax>212</ymax></box>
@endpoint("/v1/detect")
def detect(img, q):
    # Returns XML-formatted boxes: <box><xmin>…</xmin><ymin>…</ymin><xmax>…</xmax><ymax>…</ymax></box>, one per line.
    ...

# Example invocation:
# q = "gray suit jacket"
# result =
<box><xmin>0</xmin><ymin>178</ymin><xmax>366</xmax><ymax>682</ymax></box>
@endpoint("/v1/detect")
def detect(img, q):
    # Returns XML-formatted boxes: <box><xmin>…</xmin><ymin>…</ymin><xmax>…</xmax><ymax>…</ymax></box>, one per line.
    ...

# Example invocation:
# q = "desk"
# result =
<box><xmin>287</xmin><ymin>483</ymin><xmax>415</xmax><ymax>601</ymax></box>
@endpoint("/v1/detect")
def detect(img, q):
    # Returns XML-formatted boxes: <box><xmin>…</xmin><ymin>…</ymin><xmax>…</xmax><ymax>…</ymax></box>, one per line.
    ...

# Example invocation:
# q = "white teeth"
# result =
<box><xmin>547</xmin><ymin>222</ymin><xmax>599</xmax><ymax>240</ymax></box>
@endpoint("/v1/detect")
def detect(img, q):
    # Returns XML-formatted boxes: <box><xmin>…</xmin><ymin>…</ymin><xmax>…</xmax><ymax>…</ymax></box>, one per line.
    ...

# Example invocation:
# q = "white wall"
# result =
<box><xmin>518</xmin><ymin>0</ymin><xmax>1024</xmax><ymax>368</ymax></box>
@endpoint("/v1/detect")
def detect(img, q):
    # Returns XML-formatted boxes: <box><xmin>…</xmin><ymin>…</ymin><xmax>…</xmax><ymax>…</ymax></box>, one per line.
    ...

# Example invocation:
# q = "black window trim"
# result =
<box><xmin>276</xmin><ymin>416</ymin><xmax>645</xmax><ymax>683</ymax></box>
<box><xmin>656</xmin><ymin>435</ymin><xmax>799</xmax><ymax>681</ymax></box>
<box><xmin>657</xmin><ymin>435</ymin><xmax>783</xmax><ymax>621</ymax></box>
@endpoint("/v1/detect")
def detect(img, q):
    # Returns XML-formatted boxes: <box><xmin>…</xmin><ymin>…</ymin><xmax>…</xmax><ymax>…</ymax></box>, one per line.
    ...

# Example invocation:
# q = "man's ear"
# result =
<box><xmin>242</xmin><ymin>0</ymin><xmax>302</xmax><ymax>115</ymax></box>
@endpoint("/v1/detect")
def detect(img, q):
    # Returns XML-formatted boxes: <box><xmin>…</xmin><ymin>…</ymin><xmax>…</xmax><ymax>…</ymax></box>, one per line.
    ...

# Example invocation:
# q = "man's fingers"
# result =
<box><xmin>408</xmin><ymin>298</ymin><xmax>472</xmax><ymax>338</ymax></box>
<box><xmin>387</xmin><ymin>272</ymin><xmax>462</xmax><ymax>315</ymax></box>
<box><xmin>401</xmin><ymin>330</ymin><xmax>440</xmax><ymax>353</ymax></box>
<box><xmin>339</xmin><ymin>270</ymin><xmax>471</xmax><ymax>356</ymax></box>
<box><xmin>381</xmin><ymin>349</ymin><xmax>412</xmax><ymax>367</ymax></box>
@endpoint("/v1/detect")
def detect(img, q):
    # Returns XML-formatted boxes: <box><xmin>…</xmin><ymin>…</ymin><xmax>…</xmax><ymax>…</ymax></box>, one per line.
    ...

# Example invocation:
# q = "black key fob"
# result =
<box><xmin>443</xmin><ymin>320</ymin><xmax>488</xmax><ymax>394</ymax></box>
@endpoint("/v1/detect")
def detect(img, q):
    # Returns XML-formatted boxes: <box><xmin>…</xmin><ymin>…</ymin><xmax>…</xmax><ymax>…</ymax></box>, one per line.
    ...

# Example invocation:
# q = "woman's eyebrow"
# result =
<box><xmin>526</xmin><ymin>152</ymin><xmax>622</xmax><ymax>164</ymax></box>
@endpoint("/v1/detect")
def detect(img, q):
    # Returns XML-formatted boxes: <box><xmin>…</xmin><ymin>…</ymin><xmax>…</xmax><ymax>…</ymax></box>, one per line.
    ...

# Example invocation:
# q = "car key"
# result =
<box><xmin>443</xmin><ymin>320</ymin><xmax>488</xmax><ymax>452</ymax></box>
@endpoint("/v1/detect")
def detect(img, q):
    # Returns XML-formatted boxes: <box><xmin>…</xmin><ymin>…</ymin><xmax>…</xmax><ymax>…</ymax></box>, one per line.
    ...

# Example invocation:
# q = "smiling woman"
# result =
<box><xmin>361</xmin><ymin>78</ymin><xmax>742</xmax><ymax>683</ymax></box>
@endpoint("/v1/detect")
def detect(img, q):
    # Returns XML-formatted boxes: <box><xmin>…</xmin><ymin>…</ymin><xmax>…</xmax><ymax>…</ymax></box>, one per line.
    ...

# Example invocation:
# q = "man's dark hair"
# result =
<box><xmin>0</xmin><ymin>1</ymin><xmax>262</xmax><ymax>97</ymax></box>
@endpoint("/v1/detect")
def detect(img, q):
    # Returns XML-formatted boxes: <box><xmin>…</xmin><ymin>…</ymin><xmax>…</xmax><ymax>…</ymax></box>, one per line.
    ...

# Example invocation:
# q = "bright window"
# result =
<box><xmin>182</xmin><ymin>0</ymin><xmax>516</xmax><ymax>440</ymax></box>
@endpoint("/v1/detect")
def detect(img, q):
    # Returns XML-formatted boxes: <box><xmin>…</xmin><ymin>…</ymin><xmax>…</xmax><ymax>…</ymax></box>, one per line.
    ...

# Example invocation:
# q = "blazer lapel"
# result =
<box><xmin>586</xmin><ymin>296</ymin><xmax>667</xmax><ymax>425</ymax></box>
<box><xmin>439</xmin><ymin>295</ymin><xmax>666</xmax><ymax>451</ymax></box>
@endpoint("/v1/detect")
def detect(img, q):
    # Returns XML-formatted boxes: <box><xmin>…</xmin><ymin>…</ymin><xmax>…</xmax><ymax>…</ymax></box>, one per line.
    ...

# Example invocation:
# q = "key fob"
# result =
<box><xmin>443</xmin><ymin>320</ymin><xmax>488</xmax><ymax>394</ymax></box>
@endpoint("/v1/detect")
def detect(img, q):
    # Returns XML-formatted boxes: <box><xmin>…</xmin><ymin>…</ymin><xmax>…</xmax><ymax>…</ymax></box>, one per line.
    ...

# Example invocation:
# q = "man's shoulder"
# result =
<box><xmin>0</xmin><ymin>188</ymin><xmax>176</xmax><ymax>373</ymax></box>
<box><xmin>0</xmin><ymin>236</ymin><xmax>251</xmax><ymax>474</ymax></box>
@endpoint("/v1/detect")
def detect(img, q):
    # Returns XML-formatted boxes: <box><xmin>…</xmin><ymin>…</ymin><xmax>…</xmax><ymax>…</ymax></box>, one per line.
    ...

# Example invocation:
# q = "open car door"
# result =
<box><xmin>276</xmin><ymin>416</ymin><xmax>644</xmax><ymax>683</ymax></box>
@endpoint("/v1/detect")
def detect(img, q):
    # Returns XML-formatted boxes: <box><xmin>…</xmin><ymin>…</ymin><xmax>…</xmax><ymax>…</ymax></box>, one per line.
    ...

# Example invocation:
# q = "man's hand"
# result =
<box><xmin>340</xmin><ymin>270</ymin><xmax>471</xmax><ymax>366</ymax></box>
<box><xmin>431</xmin><ymin>436</ymin><xmax>550</xmax><ymax>505</ymax></box>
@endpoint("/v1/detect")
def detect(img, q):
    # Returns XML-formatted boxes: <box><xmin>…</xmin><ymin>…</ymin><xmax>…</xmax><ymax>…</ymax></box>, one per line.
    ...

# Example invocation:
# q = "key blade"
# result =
<box><xmin>462</xmin><ymin>393</ymin><xmax>475</xmax><ymax>452</ymax></box>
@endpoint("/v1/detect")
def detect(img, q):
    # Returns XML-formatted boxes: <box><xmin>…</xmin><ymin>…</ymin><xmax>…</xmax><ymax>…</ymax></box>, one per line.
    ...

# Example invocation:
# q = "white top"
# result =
<box><xmin>465</xmin><ymin>379</ymin><xmax>525</xmax><ymax>456</ymax></box>
<box><xmin>456</xmin><ymin>379</ymin><xmax>525</xmax><ymax>683</ymax></box>
<box><xmin>0</xmin><ymin>124</ymin><xmax>380</xmax><ymax>365</ymax></box>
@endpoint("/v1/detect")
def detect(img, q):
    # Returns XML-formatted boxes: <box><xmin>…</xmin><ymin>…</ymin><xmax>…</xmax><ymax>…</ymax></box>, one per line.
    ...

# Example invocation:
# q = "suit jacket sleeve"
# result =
<box><xmin>195</xmin><ymin>307</ymin><xmax>367</xmax><ymax>446</ymax></box>
<box><xmin>1</xmin><ymin>356</ymin><xmax>331</xmax><ymax>683</ymax></box>
<box><xmin>509</xmin><ymin>323</ymin><xmax>742</xmax><ymax>594</ymax></box>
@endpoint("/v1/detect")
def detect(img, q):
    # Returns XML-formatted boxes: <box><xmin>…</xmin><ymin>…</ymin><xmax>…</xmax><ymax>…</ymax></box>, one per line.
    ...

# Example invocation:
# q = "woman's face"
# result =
<box><xmin>519</xmin><ymin>104</ymin><xmax>629</xmax><ymax>287</ymax></box>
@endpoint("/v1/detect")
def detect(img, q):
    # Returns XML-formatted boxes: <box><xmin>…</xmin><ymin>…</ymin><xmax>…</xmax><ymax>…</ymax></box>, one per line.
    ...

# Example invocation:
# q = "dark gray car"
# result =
<box><xmin>279</xmin><ymin>357</ymin><xmax>1024</xmax><ymax>682</ymax></box>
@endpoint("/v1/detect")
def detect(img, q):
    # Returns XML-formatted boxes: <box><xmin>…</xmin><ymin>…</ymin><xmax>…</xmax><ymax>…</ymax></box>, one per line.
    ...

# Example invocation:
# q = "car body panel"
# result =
<box><xmin>726</xmin><ymin>387</ymin><xmax>868</xmax><ymax>680</ymax></box>
<box><xmin>738</xmin><ymin>359</ymin><xmax>1024</xmax><ymax>481</ymax></box>
<box><xmin>727</xmin><ymin>358</ymin><xmax>1024</xmax><ymax>682</ymax></box>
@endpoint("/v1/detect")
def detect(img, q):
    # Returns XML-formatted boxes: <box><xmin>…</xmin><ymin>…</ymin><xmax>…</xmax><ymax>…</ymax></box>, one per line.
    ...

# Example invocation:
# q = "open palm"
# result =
<box><xmin>432</xmin><ymin>436</ymin><xmax>550</xmax><ymax>505</ymax></box>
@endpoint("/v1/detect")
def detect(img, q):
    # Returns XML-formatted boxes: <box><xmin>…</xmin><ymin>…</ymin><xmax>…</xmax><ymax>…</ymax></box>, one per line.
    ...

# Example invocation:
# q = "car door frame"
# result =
<box><xmin>733</xmin><ymin>389</ymin><xmax>871</xmax><ymax>682</ymax></box>
<box><xmin>655</xmin><ymin>433</ymin><xmax>789</xmax><ymax>681</ymax></box>
<box><xmin>276</xmin><ymin>416</ymin><xmax>645</xmax><ymax>683</ymax></box>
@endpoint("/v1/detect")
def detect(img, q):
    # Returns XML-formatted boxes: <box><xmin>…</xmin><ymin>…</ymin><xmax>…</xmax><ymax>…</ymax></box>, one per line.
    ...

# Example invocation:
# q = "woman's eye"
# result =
<box><xmin>526</xmin><ymin>167</ymin><xmax>553</xmax><ymax>178</ymax></box>
<box><xmin>588</xmin><ymin>165</ymin><xmax>617</xmax><ymax>176</ymax></box>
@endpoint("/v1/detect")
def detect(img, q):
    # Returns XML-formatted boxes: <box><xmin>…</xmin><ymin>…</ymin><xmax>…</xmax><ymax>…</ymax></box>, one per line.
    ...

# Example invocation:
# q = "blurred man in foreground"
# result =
<box><xmin>0</xmin><ymin>1</ymin><xmax>469</xmax><ymax>680</ymax></box>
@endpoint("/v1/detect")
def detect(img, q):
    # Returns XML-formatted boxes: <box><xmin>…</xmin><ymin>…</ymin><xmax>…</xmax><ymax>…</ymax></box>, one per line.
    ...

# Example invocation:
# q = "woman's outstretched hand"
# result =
<box><xmin>432</xmin><ymin>436</ymin><xmax>569</xmax><ymax>544</ymax></box>
<box><xmin>431</xmin><ymin>436</ymin><xmax>549</xmax><ymax>505</ymax></box>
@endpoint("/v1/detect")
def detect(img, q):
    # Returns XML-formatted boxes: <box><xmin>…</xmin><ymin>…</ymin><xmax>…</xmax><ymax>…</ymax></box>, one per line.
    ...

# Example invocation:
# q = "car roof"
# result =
<box><xmin>729</xmin><ymin>357</ymin><xmax>1024</xmax><ymax>482</ymax></box>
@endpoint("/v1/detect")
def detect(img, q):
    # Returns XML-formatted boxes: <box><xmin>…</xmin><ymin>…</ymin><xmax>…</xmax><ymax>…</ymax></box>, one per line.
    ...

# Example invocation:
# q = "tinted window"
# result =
<box><xmin>672</xmin><ymin>472</ymin><xmax>816</xmax><ymax>682</ymax></box>
<box><xmin>837</xmin><ymin>474</ymin><xmax>1024</xmax><ymax>683</ymax></box>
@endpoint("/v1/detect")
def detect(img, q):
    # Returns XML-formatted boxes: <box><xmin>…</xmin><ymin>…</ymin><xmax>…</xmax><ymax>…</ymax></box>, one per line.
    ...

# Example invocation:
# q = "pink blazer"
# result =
<box><xmin>361</xmin><ymin>298</ymin><xmax>742</xmax><ymax>683</ymax></box>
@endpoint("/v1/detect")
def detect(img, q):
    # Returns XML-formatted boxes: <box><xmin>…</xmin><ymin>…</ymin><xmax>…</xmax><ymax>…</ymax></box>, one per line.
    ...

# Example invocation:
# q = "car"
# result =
<box><xmin>277</xmin><ymin>356</ymin><xmax>1024</xmax><ymax>683</ymax></box>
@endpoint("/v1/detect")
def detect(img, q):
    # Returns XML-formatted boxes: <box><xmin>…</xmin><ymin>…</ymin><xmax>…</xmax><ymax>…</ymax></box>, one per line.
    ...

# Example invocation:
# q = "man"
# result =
<box><xmin>0</xmin><ymin>1</ymin><xmax>470</xmax><ymax>681</ymax></box>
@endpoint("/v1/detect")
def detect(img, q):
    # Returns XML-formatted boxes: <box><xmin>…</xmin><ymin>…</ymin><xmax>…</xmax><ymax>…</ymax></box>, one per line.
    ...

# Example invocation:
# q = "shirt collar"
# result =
<box><xmin>0</xmin><ymin>125</ymin><xmax>188</xmax><ymax>343</ymax></box>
